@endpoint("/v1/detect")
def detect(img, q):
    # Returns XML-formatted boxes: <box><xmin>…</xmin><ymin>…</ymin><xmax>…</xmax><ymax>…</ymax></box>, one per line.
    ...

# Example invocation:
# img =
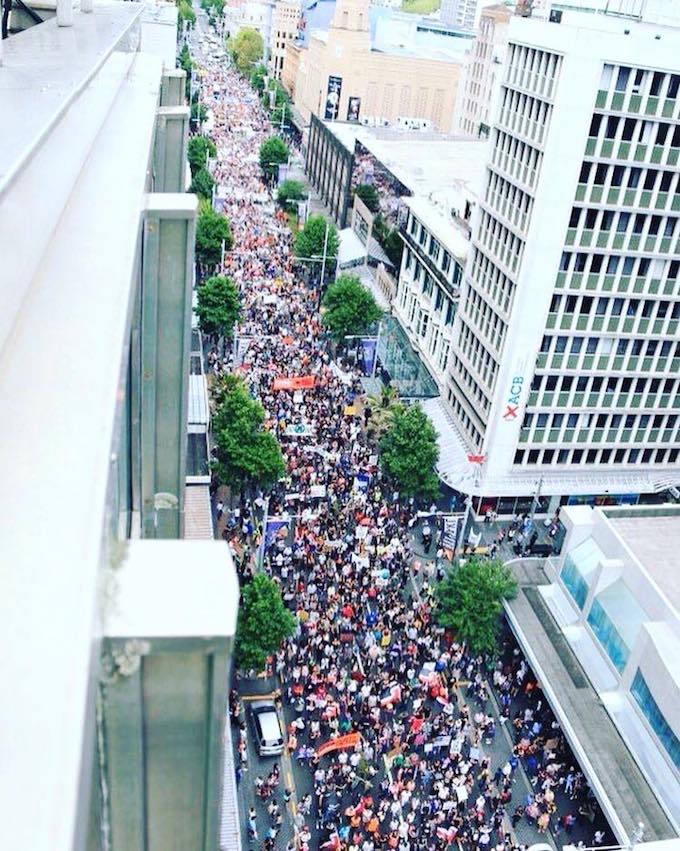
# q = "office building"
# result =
<box><xmin>437</xmin><ymin>9</ymin><xmax>680</xmax><ymax>510</ymax></box>
<box><xmin>455</xmin><ymin>3</ymin><xmax>511</xmax><ymax>139</ymax></box>
<box><xmin>394</xmin><ymin>143</ymin><xmax>486</xmax><ymax>387</ymax></box>
<box><xmin>0</xmin><ymin>3</ymin><xmax>239</xmax><ymax>850</ymax></box>
<box><xmin>440</xmin><ymin>0</ymin><xmax>478</xmax><ymax>31</ymax></box>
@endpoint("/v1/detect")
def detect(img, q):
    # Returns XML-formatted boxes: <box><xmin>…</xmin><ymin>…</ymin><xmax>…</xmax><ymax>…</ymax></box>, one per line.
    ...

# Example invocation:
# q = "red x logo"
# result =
<box><xmin>503</xmin><ymin>405</ymin><xmax>518</xmax><ymax>420</ymax></box>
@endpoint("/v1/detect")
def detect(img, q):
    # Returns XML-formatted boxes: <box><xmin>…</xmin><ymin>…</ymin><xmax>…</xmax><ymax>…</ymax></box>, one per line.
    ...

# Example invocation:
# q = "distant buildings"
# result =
<box><xmin>269</xmin><ymin>0</ymin><xmax>302</xmax><ymax>79</ymax></box>
<box><xmin>455</xmin><ymin>3</ymin><xmax>511</xmax><ymax>138</ymax></box>
<box><xmin>285</xmin><ymin>0</ymin><xmax>469</xmax><ymax>134</ymax></box>
<box><xmin>440</xmin><ymin>0</ymin><xmax>478</xmax><ymax>31</ymax></box>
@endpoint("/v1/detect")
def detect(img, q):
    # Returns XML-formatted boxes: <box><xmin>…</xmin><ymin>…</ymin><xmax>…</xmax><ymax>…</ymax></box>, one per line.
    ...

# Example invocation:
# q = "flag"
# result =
<box><xmin>467</xmin><ymin>453</ymin><xmax>486</xmax><ymax>464</ymax></box>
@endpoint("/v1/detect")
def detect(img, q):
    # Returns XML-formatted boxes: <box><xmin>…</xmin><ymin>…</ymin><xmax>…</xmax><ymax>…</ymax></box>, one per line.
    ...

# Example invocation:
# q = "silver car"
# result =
<box><xmin>249</xmin><ymin>699</ymin><xmax>284</xmax><ymax>757</ymax></box>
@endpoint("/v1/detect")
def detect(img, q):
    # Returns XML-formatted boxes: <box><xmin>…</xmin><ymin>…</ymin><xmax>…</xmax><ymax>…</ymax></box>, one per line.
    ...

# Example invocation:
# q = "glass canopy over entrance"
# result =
<box><xmin>376</xmin><ymin>316</ymin><xmax>439</xmax><ymax>399</ymax></box>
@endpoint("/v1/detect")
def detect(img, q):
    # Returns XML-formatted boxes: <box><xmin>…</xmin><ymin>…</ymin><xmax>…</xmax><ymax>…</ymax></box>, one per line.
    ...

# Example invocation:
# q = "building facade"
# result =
<box><xmin>444</xmin><ymin>11</ymin><xmax>680</xmax><ymax>505</ymax></box>
<box><xmin>290</xmin><ymin>0</ymin><xmax>462</xmax><ymax>133</ymax></box>
<box><xmin>269</xmin><ymin>0</ymin><xmax>301</xmax><ymax>79</ymax></box>
<box><xmin>544</xmin><ymin>506</ymin><xmax>680</xmax><ymax>830</ymax></box>
<box><xmin>440</xmin><ymin>0</ymin><xmax>478</xmax><ymax>31</ymax></box>
<box><xmin>0</xmin><ymin>5</ymin><xmax>238</xmax><ymax>850</ymax></box>
<box><xmin>455</xmin><ymin>3</ymin><xmax>511</xmax><ymax>138</ymax></box>
<box><xmin>394</xmin><ymin>192</ymin><xmax>473</xmax><ymax>388</ymax></box>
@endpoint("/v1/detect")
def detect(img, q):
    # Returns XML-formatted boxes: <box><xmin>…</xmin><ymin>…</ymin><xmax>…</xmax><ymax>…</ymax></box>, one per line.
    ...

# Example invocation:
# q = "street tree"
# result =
<box><xmin>191</xmin><ymin>101</ymin><xmax>208</xmax><ymax>125</ymax></box>
<box><xmin>195</xmin><ymin>276</ymin><xmax>240</xmax><ymax>349</ymax></box>
<box><xmin>354</xmin><ymin>183</ymin><xmax>380</xmax><ymax>213</ymax></box>
<box><xmin>435</xmin><ymin>557</ymin><xmax>518</xmax><ymax>657</ymax></box>
<box><xmin>178</xmin><ymin>2</ymin><xmax>196</xmax><ymax>28</ymax></box>
<box><xmin>365</xmin><ymin>384</ymin><xmax>402</xmax><ymax>442</ymax></box>
<box><xmin>211</xmin><ymin>375</ymin><xmax>286</xmax><ymax>491</ymax></box>
<box><xmin>293</xmin><ymin>215</ymin><xmax>339</xmax><ymax>270</ymax></box>
<box><xmin>277</xmin><ymin>179</ymin><xmax>306</xmax><ymax>211</ymax></box>
<box><xmin>321</xmin><ymin>274</ymin><xmax>382</xmax><ymax>341</ymax></box>
<box><xmin>189</xmin><ymin>166</ymin><xmax>215</xmax><ymax>200</ymax></box>
<box><xmin>195</xmin><ymin>203</ymin><xmax>233</xmax><ymax>269</ymax></box>
<box><xmin>379</xmin><ymin>403</ymin><xmax>440</xmax><ymax>501</ymax></box>
<box><xmin>188</xmin><ymin>134</ymin><xmax>217</xmax><ymax>177</ymax></box>
<box><xmin>228</xmin><ymin>27</ymin><xmax>264</xmax><ymax>74</ymax></box>
<box><xmin>178</xmin><ymin>43</ymin><xmax>192</xmax><ymax>75</ymax></box>
<box><xmin>250</xmin><ymin>63</ymin><xmax>268</xmax><ymax>92</ymax></box>
<box><xmin>373</xmin><ymin>214</ymin><xmax>403</xmax><ymax>268</ymax></box>
<box><xmin>259</xmin><ymin>135</ymin><xmax>289</xmax><ymax>179</ymax></box>
<box><xmin>235</xmin><ymin>573</ymin><xmax>296</xmax><ymax>672</ymax></box>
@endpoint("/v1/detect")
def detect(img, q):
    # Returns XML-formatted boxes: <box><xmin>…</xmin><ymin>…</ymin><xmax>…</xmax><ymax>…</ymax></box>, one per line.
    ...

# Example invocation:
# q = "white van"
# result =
<box><xmin>249</xmin><ymin>700</ymin><xmax>284</xmax><ymax>756</ymax></box>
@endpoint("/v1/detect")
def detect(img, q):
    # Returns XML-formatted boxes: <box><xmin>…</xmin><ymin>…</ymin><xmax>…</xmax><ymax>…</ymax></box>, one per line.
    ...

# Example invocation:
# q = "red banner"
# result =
<box><xmin>467</xmin><ymin>453</ymin><xmax>486</xmax><ymax>464</ymax></box>
<box><xmin>316</xmin><ymin>732</ymin><xmax>361</xmax><ymax>758</ymax></box>
<box><xmin>273</xmin><ymin>376</ymin><xmax>316</xmax><ymax>391</ymax></box>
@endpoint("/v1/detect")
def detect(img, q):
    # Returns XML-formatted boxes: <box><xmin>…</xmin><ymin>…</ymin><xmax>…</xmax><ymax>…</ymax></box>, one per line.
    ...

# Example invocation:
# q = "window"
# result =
<box><xmin>596</xmin><ymin>298</ymin><xmax>608</xmax><ymax>315</ymax></box>
<box><xmin>576</xmin><ymin>376</ymin><xmax>588</xmax><ymax>391</ymax></box>
<box><xmin>611</xmin><ymin>298</ymin><xmax>624</xmax><ymax>316</ymax></box>
<box><xmin>594</xmin><ymin>163</ymin><xmax>608</xmax><ymax>185</ymax></box>
<box><xmin>601</xmin><ymin>210</ymin><xmax>614</xmax><ymax>230</ymax></box>
<box><xmin>668</xmin><ymin>74</ymin><xmax>680</xmax><ymax>99</ymax></box>
<box><xmin>537</xmin><ymin>414</ymin><xmax>548</xmax><ymax>428</ymax></box>
<box><xmin>589</xmin><ymin>114</ymin><xmax>602</xmax><ymax>137</ymax></box>
<box><xmin>617</xmin><ymin>212</ymin><xmax>630</xmax><ymax>233</ymax></box>
<box><xmin>555</xmin><ymin>336</ymin><xmax>568</xmax><ymax>353</ymax></box>
<box><xmin>580</xmin><ymin>296</ymin><xmax>593</xmax><ymax>314</ymax></box>
<box><xmin>622</xmin><ymin>118</ymin><xmax>636</xmax><ymax>142</ymax></box>
<box><xmin>588</xmin><ymin>580</ymin><xmax>646</xmax><ymax>672</ymax></box>
<box><xmin>586</xmin><ymin>338</ymin><xmax>598</xmax><ymax>354</ymax></box>
<box><xmin>567</xmin><ymin>413</ymin><xmax>578</xmax><ymax>428</ymax></box>
<box><xmin>631</xmin><ymin>670</ymin><xmax>680</xmax><ymax>770</ymax></box>
<box><xmin>600</xmin><ymin>64</ymin><xmax>614</xmax><ymax>90</ymax></box>
<box><xmin>650</xmin><ymin>71</ymin><xmax>664</xmax><ymax>96</ymax></box>
<box><xmin>607</xmin><ymin>256</ymin><xmax>620</xmax><ymax>275</ymax></box>
<box><xmin>579</xmin><ymin>162</ymin><xmax>592</xmax><ymax>183</ymax></box>
<box><xmin>570</xmin><ymin>337</ymin><xmax>583</xmax><ymax>354</ymax></box>
<box><xmin>627</xmin><ymin>167</ymin><xmax>641</xmax><ymax>188</ymax></box>
<box><xmin>615</xmin><ymin>66</ymin><xmax>630</xmax><ymax>92</ymax></box>
<box><xmin>561</xmin><ymin>537</ymin><xmax>603</xmax><ymax>609</ymax></box>
<box><xmin>605</xmin><ymin>116</ymin><xmax>619</xmax><ymax>139</ymax></box>
<box><xmin>565</xmin><ymin>295</ymin><xmax>577</xmax><ymax>313</ymax></box>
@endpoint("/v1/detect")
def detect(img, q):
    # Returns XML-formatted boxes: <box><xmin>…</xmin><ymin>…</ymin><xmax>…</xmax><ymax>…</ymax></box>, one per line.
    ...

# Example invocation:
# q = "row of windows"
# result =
<box><xmin>485</xmin><ymin>170</ymin><xmax>533</xmax><ymax>235</ymax></box>
<box><xmin>588</xmin><ymin>113</ymin><xmax>680</xmax><ymax>150</ymax></box>
<box><xmin>630</xmin><ymin>670</ymin><xmax>680</xmax><ymax>772</ymax></box>
<box><xmin>530</xmin><ymin>369</ymin><xmax>679</xmax><ymax>400</ymax></box>
<box><xmin>578</xmin><ymin>161</ymin><xmax>677</xmax><ymax>196</ymax></box>
<box><xmin>505</xmin><ymin>44</ymin><xmax>561</xmax><ymax>100</ymax></box>
<box><xmin>451</xmin><ymin>351</ymin><xmax>492</xmax><ymax>415</ymax></box>
<box><xmin>477</xmin><ymin>209</ymin><xmax>524</xmax><ymax>276</ymax></box>
<box><xmin>514</xmin><ymin>445</ymin><xmax>679</xmax><ymax>467</ymax></box>
<box><xmin>459</xmin><ymin>321</ymin><xmax>498</xmax><ymax>394</ymax></box>
<box><xmin>448</xmin><ymin>388</ymin><xmax>484</xmax><ymax>449</ymax></box>
<box><xmin>464</xmin><ymin>287</ymin><xmax>506</xmax><ymax>355</ymax></box>
<box><xmin>523</xmin><ymin>410</ymin><xmax>678</xmax><ymax>433</ymax></box>
<box><xmin>600</xmin><ymin>64</ymin><xmax>680</xmax><ymax>103</ymax></box>
<box><xmin>568</xmin><ymin>206</ymin><xmax>678</xmax><ymax>240</ymax></box>
<box><xmin>404</xmin><ymin>216</ymin><xmax>454</xmax><ymax>279</ymax></box>
<box><xmin>497</xmin><ymin>87</ymin><xmax>552</xmax><ymax>147</ymax></box>
<box><xmin>548</xmin><ymin>292</ymin><xmax>680</xmax><ymax>322</ymax></box>
<box><xmin>559</xmin><ymin>252</ymin><xmax>675</xmax><ymax>283</ymax></box>
<box><xmin>491</xmin><ymin>129</ymin><xmax>542</xmax><ymax>191</ymax></box>
<box><xmin>468</xmin><ymin>246</ymin><xmax>515</xmax><ymax>316</ymax></box>
<box><xmin>540</xmin><ymin>332</ymin><xmax>680</xmax><ymax>362</ymax></box>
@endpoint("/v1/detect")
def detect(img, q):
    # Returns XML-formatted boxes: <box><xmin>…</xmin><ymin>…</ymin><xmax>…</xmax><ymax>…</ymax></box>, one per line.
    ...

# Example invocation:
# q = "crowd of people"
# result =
<box><xmin>194</xmin><ymin>40</ymin><xmax>612</xmax><ymax>851</ymax></box>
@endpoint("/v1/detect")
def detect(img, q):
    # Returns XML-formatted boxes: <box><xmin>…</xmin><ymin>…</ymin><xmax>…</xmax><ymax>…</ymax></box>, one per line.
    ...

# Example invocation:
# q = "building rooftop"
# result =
<box><xmin>404</xmin><ymin>194</ymin><xmax>472</xmax><ymax>262</ymax></box>
<box><xmin>607</xmin><ymin>514</ymin><xmax>680</xmax><ymax>614</ymax></box>
<box><xmin>505</xmin><ymin>561</ymin><xmax>677</xmax><ymax>844</ymax></box>
<box><xmin>323</xmin><ymin>121</ymin><xmax>488</xmax><ymax>199</ymax></box>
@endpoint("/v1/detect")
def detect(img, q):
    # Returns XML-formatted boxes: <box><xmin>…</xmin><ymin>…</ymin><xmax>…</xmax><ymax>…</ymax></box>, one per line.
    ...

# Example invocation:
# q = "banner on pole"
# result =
<box><xmin>264</xmin><ymin>515</ymin><xmax>290</xmax><ymax>550</ymax></box>
<box><xmin>442</xmin><ymin>513</ymin><xmax>465</xmax><ymax>553</ymax></box>
<box><xmin>360</xmin><ymin>338</ymin><xmax>377</xmax><ymax>376</ymax></box>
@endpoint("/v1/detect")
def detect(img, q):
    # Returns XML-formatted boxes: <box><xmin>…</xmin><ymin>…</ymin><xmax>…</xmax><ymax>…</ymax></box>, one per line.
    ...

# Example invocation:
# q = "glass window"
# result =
<box><xmin>586</xmin><ymin>338</ymin><xmax>598</xmax><ymax>354</ymax></box>
<box><xmin>587</xmin><ymin>580</ymin><xmax>647</xmax><ymax>672</ymax></box>
<box><xmin>561</xmin><ymin>537</ymin><xmax>603</xmax><ymax>609</ymax></box>
<box><xmin>631</xmin><ymin>671</ymin><xmax>680</xmax><ymax>770</ymax></box>
<box><xmin>555</xmin><ymin>336</ymin><xmax>568</xmax><ymax>353</ymax></box>
<box><xmin>571</xmin><ymin>337</ymin><xmax>583</xmax><ymax>354</ymax></box>
<box><xmin>627</xmin><ymin>167</ymin><xmax>641</xmax><ymax>188</ymax></box>
<box><xmin>650</xmin><ymin>71</ymin><xmax>664</xmax><ymax>96</ymax></box>
<box><xmin>615</xmin><ymin>66</ymin><xmax>630</xmax><ymax>92</ymax></box>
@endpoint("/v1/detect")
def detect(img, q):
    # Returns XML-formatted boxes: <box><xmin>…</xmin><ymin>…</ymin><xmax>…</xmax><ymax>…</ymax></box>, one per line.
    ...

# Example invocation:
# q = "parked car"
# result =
<box><xmin>249</xmin><ymin>699</ymin><xmax>284</xmax><ymax>756</ymax></box>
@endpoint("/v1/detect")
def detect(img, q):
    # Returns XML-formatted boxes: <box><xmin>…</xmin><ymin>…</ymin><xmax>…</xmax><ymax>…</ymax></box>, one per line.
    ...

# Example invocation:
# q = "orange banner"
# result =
<box><xmin>316</xmin><ymin>732</ymin><xmax>361</xmax><ymax>758</ymax></box>
<box><xmin>273</xmin><ymin>376</ymin><xmax>316</xmax><ymax>391</ymax></box>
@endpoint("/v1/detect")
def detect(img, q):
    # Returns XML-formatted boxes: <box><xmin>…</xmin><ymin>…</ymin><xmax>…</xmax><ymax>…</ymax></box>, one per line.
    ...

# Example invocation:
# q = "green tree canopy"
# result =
<box><xmin>190</xmin><ymin>166</ymin><xmax>215</xmax><ymax>200</ymax></box>
<box><xmin>354</xmin><ymin>183</ymin><xmax>380</xmax><ymax>213</ymax></box>
<box><xmin>195</xmin><ymin>275</ymin><xmax>240</xmax><ymax>341</ymax></box>
<box><xmin>195</xmin><ymin>203</ymin><xmax>233</xmax><ymax>268</ymax></box>
<box><xmin>191</xmin><ymin>101</ymin><xmax>208</xmax><ymax>125</ymax></box>
<box><xmin>178</xmin><ymin>1</ymin><xmax>196</xmax><ymax>26</ymax></box>
<box><xmin>321</xmin><ymin>274</ymin><xmax>382</xmax><ymax>341</ymax></box>
<box><xmin>250</xmin><ymin>63</ymin><xmax>268</xmax><ymax>92</ymax></box>
<box><xmin>228</xmin><ymin>27</ymin><xmax>264</xmax><ymax>73</ymax></box>
<box><xmin>212</xmin><ymin>375</ymin><xmax>286</xmax><ymax>490</ymax></box>
<box><xmin>236</xmin><ymin>574</ymin><xmax>296</xmax><ymax>671</ymax></box>
<box><xmin>259</xmin><ymin>135</ymin><xmax>289</xmax><ymax>178</ymax></box>
<box><xmin>435</xmin><ymin>557</ymin><xmax>518</xmax><ymax>657</ymax></box>
<box><xmin>293</xmin><ymin>215</ymin><xmax>339</xmax><ymax>267</ymax></box>
<box><xmin>379</xmin><ymin>403</ymin><xmax>440</xmax><ymax>500</ymax></box>
<box><xmin>178</xmin><ymin>43</ymin><xmax>192</xmax><ymax>74</ymax></box>
<box><xmin>373</xmin><ymin>213</ymin><xmax>403</xmax><ymax>268</ymax></box>
<box><xmin>365</xmin><ymin>384</ymin><xmax>402</xmax><ymax>441</ymax></box>
<box><xmin>277</xmin><ymin>179</ymin><xmax>306</xmax><ymax>211</ymax></box>
<box><xmin>188</xmin><ymin>134</ymin><xmax>217</xmax><ymax>176</ymax></box>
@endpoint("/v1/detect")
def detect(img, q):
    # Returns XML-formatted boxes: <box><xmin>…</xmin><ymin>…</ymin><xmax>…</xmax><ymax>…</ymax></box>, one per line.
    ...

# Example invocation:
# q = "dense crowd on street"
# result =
<box><xmin>195</xmin><ymin>46</ymin><xmax>613</xmax><ymax>851</ymax></box>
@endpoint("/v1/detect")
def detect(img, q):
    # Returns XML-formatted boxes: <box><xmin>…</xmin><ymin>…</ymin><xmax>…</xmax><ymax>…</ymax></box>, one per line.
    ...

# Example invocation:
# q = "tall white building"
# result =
<box><xmin>441</xmin><ymin>10</ymin><xmax>680</xmax><ymax>510</ymax></box>
<box><xmin>440</xmin><ymin>0</ymin><xmax>479</xmax><ymax>32</ymax></box>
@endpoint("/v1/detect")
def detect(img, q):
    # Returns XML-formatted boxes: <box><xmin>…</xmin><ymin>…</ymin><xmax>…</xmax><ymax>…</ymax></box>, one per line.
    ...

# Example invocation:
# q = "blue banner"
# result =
<box><xmin>360</xmin><ymin>338</ymin><xmax>377</xmax><ymax>376</ymax></box>
<box><xmin>264</xmin><ymin>516</ymin><xmax>290</xmax><ymax>550</ymax></box>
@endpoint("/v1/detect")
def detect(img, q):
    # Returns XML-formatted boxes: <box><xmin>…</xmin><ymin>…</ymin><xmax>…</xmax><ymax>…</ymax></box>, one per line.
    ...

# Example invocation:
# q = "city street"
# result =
<box><xmin>189</xmin><ymin>21</ymin><xmax>614</xmax><ymax>851</ymax></box>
